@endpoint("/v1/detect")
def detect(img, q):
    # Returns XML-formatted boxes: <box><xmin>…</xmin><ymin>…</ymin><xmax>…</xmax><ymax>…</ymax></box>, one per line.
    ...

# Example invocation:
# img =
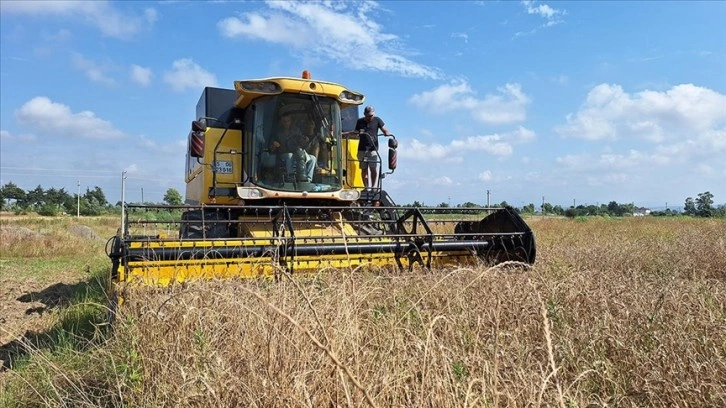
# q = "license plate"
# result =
<box><xmin>214</xmin><ymin>160</ymin><xmax>233</xmax><ymax>174</ymax></box>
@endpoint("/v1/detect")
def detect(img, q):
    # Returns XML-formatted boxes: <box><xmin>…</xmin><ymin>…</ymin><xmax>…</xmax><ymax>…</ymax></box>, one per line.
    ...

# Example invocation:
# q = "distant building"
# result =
<box><xmin>633</xmin><ymin>207</ymin><xmax>651</xmax><ymax>216</ymax></box>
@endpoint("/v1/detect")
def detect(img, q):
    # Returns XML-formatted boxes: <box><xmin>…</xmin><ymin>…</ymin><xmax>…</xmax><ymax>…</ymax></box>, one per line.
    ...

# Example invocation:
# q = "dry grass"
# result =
<box><xmin>2</xmin><ymin>217</ymin><xmax>725</xmax><ymax>407</ymax></box>
<box><xmin>0</xmin><ymin>216</ymin><xmax>119</xmax><ymax>259</ymax></box>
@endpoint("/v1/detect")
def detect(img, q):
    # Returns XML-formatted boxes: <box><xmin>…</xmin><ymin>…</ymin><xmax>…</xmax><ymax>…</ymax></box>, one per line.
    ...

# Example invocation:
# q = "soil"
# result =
<box><xmin>0</xmin><ymin>217</ymin><xmax>95</xmax><ymax>372</ymax></box>
<box><xmin>0</xmin><ymin>269</ymin><xmax>83</xmax><ymax>371</ymax></box>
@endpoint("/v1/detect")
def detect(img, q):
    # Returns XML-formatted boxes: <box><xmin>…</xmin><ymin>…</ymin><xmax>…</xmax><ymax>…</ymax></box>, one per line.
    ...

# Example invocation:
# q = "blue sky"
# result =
<box><xmin>1</xmin><ymin>1</ymin><xmax>724</xmax><ymax>209</ymax></box>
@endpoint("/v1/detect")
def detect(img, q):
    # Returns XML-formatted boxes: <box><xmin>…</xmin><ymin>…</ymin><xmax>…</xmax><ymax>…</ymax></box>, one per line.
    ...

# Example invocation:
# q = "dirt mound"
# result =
<box><xmin>68</xmin><ymin>225</ymin><xmax>101</xmax><ymax>240</ymax></box>
<box><xmin>0</xmin><ymin>225</ymin><xmax>40</xmax><ymax>240</ymax></box>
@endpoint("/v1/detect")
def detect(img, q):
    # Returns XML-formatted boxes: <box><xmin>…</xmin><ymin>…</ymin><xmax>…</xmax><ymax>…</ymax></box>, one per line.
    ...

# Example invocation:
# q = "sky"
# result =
<box><xmin>1</xmin><ymin>1</ymin><xmax>725</xmax><ymax>209</ymax></box>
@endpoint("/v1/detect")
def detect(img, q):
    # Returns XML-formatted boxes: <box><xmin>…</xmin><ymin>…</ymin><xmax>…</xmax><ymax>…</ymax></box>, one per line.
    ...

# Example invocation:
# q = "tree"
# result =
<box><xmin>1</xmin><ymin>182</ymin><xmax>26</xmax><ymax>209</ymax></box>
<box><xmin>684</xmin><ymin>197</ymin><xmax>697</xmax><ymax>216</ymax></box>
<box><xmin>45</xmin><ymin>187</ymin><xmax>72</xmax><ymax>213</ymax></box>
<box><xmin>1</xmin><ymin>182</ymin><xmax>25</xmax><ymax>203</ymax></box>
<box><xmin>436</xmin><ymin>202</ymin><xmax>449</xmax><ymax>208</ymax></box>
<box><xmin>585</xmin><ymin>204</ymin><xmax>601</xmax><ymax>216</ymax></box>
<box><xmin>695</xmin><ymin>191</ymin><xmax>714</xmax><ymax>217</ymax></box>
<box><xmin>542</xmin><ymin>202</ymin><xmax>553</xmax><ymax>214</ymax></box>
<box><xmin>23</xmin><ymin>185</ymin><xmax>45</xmax><ymax>209</ymax></box>
<box><xmin>84</xmin><ymin>186</ymin><xmax>108</xmax><ymax>207</ymax></box>
<box><xmin>521</xmin><ymin>203</ymin><xmax>536</xmax><ymax>214</ymax></box>
<box><xmin>459</xmin><ymin>201</ymin><xmax>478</xmax><ymax>208</ymax></box>
<box><xmin>607</xmin><ymin>201</ymin><xmax>621</xmax><ymax>216</ymax></box>
<box><xmin>164</xmin><ymin>188</ymin><xmax>183</xmax><ymax>206</ymax></box>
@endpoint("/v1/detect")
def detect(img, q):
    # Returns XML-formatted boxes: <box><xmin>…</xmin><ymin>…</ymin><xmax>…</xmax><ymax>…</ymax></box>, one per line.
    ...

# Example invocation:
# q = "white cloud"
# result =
<box><xmin>72</xmin><ymin>54</ymin><xmax>115</xmax><ymax>85</ymax></box>
<box><xmin>478</xmin><ymin>170</ymin><xmax>493</xmax><ymax>181</ymax></box>
<box><xmin>433</xmin><ymin>176</ymin><xmax>453</xmax><ymax>186</ymax></box>
<box><xmin>585</xmin><ymin>173</ymin><xmax>631</xmax><ymax>187</ymax></box>
<box><xmin>14</xmin><ymin>97</ymin><xmax>127</xmax><ymax>140</ymax></box>
<box><xmin>409</xmin><ymin>82</ymin><xmax>531</xmax><ymax>125</ymax></box>
<box><xmin>556</xmin><ymin>150</ymin><xmax>668</xmax><ymax>172</ymax></box>
<box><xmin>43</xmin><ymin>29</ymin><xmax>72</xmax><ymax>42</ymax></box>
<box><xmin>137</xmin><ymin>136</ymin><xmax>187</xmax><ymax>156</ymax></box>
<box><xmin>521</xmin><ymin>1</ymin><xmax>565</xmax><ymax>24</ymax></box>
<box><xmin>0</xmin><ymin>129</ymin><xmax>37</xmax><ymax>143</ymax></box>
<box><xmin>130</xmin><ymin>65</ymin><xmax>153</xmax><ymax>87</ymax></box>
<box><xmin>217</xmin><ymin>1</ymin><xmax>438</xmax><ymax>78</ymax></box>
<box><xmin>0</xmin><ymin>2</ymin><xmax>157</xmax><ymax>39</ymax></box>
<box><xmin>163</xmin><ymin>59</ymin><xmax>218</xmax><ymax>92</ymax></box>
<box><xmin>696</xmin><ymin>163</ymin><xmax>715</xmax><ymax>176</ymax></box>
<box><xmin>125</xmin><ymin>164</ymin><xmax>140</xmax><ymax>174</ymax></box>
<box><xmin>551</xmin><ymin>74</ymin><xmax>568</xmax><ymax>85</ymax></box>
<box><xmin>556</xmin><ymin>83</ymin><xmax>726</xmax><ymax>142</ymax></box>
<box><xmin>406</xmin><ymin>139</ymin><xmax>453</xmax><ymax>161</ymax></box>
<box><xmin>402</xmin><ymin>126</ymin><xmax>536</xmax><ymax>161</ymax></box>
<box><xmin>514</xmin><ymin>1</ymin><xmax>566</xmax><ymax>37</ymax></box>
<box><xmin>699</xmin><ymin>128</ymin><xmax>726</xmax><ymax>152</ymax></box>
<box><xmin>451</xmin><ymin>32</ymin><xmax>468</xmax><ymax>43</ymax></box>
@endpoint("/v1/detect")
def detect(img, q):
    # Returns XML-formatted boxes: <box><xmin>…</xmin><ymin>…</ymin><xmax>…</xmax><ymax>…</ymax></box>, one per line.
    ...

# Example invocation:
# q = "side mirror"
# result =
<box><xmin>189</xmin><ymin>120</ymin><xmax>205</xmax><ymax>158</ymax></box>
<box><xmin>387</xmin><ymin>136</ymin><xmax>398</xmax><ymax>171</ymax></box>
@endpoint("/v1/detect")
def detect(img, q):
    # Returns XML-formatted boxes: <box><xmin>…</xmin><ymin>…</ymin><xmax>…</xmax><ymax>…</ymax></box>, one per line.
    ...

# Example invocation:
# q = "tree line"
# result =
<box><xmin>406</xmin><ymin>191</ymin><xmax>725</xmax><ymax>218</ymax></box>
<box><xmin>1</xmin><ymin>182</ymin><xmax>723</xmax><ymax>218</ymax></box>
<box><xmin>0</xmin><ymin>182</ymin><xmax>183</xmax><ymax>216</ymax></box>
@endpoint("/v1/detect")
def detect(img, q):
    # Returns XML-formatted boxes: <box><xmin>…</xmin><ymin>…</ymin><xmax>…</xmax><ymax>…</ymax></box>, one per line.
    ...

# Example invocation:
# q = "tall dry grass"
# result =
<box><xmin>0</xmin><ymin>216</ymin><xmax>119</xmax><ymax>258</ymax></box>
<box><xmin>2</xmin><ymin>217</ymin><xmax>725</xmax><ymax>407</ymax></box>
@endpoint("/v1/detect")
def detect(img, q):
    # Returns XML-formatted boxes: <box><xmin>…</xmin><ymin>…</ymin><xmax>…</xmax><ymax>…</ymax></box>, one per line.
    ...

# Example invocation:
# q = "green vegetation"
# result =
<box><xmin>0</xmin><ymin>182</ymin><xmax>185</xmax><ymax>216</ymax></box>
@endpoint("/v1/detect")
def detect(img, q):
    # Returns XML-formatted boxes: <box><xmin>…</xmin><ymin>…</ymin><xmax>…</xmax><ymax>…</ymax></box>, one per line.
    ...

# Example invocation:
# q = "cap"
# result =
<box><xmin>364</xmin><ymin>106</ymin><xmax>375</xmax><ymax>116</ymax></box>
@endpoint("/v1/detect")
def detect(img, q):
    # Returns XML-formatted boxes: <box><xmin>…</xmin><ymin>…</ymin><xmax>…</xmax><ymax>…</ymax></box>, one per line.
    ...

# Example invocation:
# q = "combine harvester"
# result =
<box><xmin>107</xmin><ymin>71</ymin><xmax>535</xmax><ymax>287</ymax></box>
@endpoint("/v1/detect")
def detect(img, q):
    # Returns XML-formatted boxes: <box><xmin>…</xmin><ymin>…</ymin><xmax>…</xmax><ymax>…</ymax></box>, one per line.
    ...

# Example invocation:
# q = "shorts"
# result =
<box><xmin>357</xmin><ymin>150</ymin><xmax>380</xmax><ymax>169</ymax></box>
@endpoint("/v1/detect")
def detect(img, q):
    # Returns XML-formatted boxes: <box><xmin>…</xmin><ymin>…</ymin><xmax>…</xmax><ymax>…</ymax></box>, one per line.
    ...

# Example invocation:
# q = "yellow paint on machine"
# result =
<box><xmin>342</xmin><ymin>137</ymin><xmax>365</xmax><ymax>189</ymax></box>
<box><xmin>120</xmin><ymin>250</ymin><xmax>480</xmax><ymax>286</ymax></box>
<box><xmin>185</xmin><ymin>127</ymin><xmax>243</xmax><ymax>206</ymax></box>
<box><xmin>241</xmin><ymin>218</ymin><xmax>358</xmax><ymax>238</ymax></box>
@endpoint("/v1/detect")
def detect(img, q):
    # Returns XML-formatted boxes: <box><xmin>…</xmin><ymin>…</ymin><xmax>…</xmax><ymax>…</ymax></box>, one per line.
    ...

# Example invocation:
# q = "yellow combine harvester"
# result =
<box><xmin>107</xmin><ymin>71</ymin><xmax>535</xmax><ymax>286</ymax></box>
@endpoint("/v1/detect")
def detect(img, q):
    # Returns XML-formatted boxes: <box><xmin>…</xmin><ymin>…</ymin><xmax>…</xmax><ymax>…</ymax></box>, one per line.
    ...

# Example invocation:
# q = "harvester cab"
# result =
<box><xmin>107</xmin><ymin>71</ymin><xmax>536</xmax><ymax>288</ymax></box>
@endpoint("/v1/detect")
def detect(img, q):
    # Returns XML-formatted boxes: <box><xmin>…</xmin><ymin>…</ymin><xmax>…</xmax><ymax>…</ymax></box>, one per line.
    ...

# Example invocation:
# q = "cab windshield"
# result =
<box><xmin>250</xmin><ymin>94</ymin><xmax>342</xmax><ymax>193</ymax></box>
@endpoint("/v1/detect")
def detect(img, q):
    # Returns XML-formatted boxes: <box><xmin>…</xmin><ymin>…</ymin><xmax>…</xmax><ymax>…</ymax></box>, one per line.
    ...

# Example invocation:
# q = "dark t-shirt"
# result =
<box><xmin>355</xmin><ymin>117</ymin><xmax>385</xmax><ymax>151</ymax></box>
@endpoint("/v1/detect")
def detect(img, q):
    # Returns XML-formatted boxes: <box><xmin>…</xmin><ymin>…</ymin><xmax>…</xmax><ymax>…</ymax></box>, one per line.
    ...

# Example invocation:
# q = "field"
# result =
<box><xmin>0</xmin><ymin>214</ymin><xmax>724</xmax><ymax>407</ymax></box>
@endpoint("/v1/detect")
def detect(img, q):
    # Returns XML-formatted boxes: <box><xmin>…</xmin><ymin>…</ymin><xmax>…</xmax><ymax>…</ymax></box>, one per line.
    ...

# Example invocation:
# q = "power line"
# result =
<box><xmin>0</xmin><ymin>172</ymin><xmax>116</xmax><ymax>179</ymax></box>
<box><xmin>0</xmin><ymin>166</ymin><xmax>119</xmax><ymax>173</ymax></box>
<box><xmin>0</xmin><ymin>172</ymin><xmax>178</xmax><ymax>183</ymax></box>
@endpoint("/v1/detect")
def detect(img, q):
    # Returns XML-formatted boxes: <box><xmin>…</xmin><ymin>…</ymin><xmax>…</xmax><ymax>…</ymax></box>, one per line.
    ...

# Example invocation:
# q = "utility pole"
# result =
<box><xmin>486</xmin><ymin>190</ymin><xmax>490</xmax><ymax>207</ymax></box>
<box><xmin>141</xmin><ymin>188</ymin><xmax>144</xmax><ymax>204</ymax></box>
<box><xmin>121</xmin><ymin>171</ymin><xmax>127</xmax><ymax>235</ymax></box>
<box><xmin>76</xmin><ymin>180</ymin><xmax>80</xmax><ymax>218</ymax></box>
<box><xmin>542</xmin><ymin>196</ymin><xmax>545</xmax><ymax>215</ymax></box>
<box><xmin>573</xmin><ymin>198</ymin><xmax>576</xmax><ymax>208</ymax></box>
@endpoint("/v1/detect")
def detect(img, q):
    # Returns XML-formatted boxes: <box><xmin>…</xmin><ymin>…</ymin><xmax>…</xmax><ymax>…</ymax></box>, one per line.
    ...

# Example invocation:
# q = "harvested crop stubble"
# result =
<box><xmin>3</xmin><ymin>217</ymin><xmax>725</xmax><ymax>407</ymax></box>
<box><xmin>113</xmin><ymin>217</ymin><xmax>725</xmax><ymax>407</ymax></box>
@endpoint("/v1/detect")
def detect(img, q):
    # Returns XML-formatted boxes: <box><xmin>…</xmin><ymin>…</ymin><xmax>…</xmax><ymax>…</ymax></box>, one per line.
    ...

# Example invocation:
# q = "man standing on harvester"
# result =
<box><xmin>356</xmin><ymin>105</ymin><xmax>392</xmax><ymax>189</ymax></box>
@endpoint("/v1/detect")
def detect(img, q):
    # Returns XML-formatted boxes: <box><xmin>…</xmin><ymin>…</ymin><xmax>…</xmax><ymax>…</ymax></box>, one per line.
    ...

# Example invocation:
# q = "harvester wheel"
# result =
<box><xmin>180</xmin><ymin>209</ymin><xmax>234</xmax><ymax>239</ymax></box>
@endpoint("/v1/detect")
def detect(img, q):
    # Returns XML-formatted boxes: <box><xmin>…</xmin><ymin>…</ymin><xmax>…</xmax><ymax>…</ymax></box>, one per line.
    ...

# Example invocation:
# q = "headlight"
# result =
<box><xmin>237</xmin><ymin>81</ymin><xmax>282</xmax><ymax>94</ymax></box>
<box><xmin>238</xmin><ymin>187</ymin><xmax>263</xmax><ymax>199</ymax></box>
<box><xmin>339</xmin><ymin>189</ymin><xmax>360</xmax><ymax>201</ymax></box>
<box><xmin>338</xmin><ymin>90</ymin><xmax>364</xmax><ymax>103</ymax></box>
